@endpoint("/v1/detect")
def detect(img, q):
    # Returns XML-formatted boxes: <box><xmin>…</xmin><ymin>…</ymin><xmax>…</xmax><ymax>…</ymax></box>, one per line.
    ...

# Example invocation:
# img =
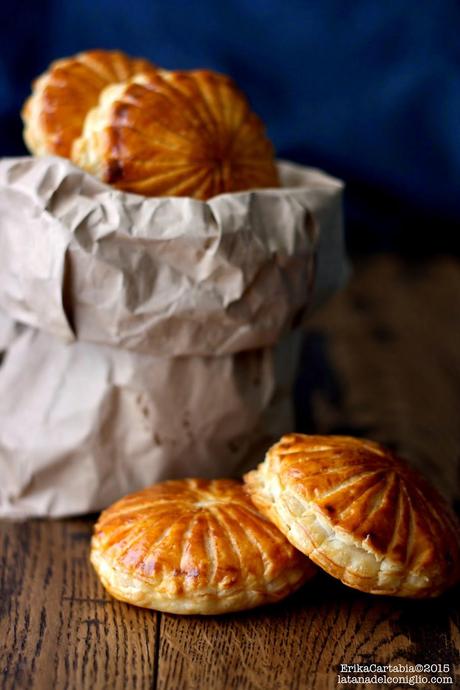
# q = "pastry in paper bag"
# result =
<box><xmin>0</xmin><ymin>157</ymin><xmax>347</xmax><ymax>518</ymax></box>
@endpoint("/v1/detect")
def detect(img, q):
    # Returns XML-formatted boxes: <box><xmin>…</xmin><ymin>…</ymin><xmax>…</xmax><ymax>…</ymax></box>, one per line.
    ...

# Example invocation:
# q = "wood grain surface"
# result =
<box><xmin>1</xmin><ymin>255</ymin><xmax>460</xmax><ymax>690</ymax></box>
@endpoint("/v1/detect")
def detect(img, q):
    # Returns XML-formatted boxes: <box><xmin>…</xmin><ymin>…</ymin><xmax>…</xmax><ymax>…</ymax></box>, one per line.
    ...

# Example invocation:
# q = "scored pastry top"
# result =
<box><xmin>244</xmin><ymin>434</ymin><xmax>460</xmax><ymax>598</ymax></box>
<box><xmin>71</xmin><ymin>68</ymin><xmax>280</xmax><ymax>199</ymax></box>
<box><xmin>22</xmin><ymin>49</ymin><xmax>157</xmax><ymax>158</ymax></box>
<box><xmin>90</xmin><ymin>478</ymin><xmax>315</xmax><ymax>615</ymax></box>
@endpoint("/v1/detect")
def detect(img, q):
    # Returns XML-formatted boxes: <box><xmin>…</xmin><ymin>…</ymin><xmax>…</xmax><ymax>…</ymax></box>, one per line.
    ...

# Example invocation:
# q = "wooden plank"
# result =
<box><xmin>157</xmin><ymin>576</ymin><xmax>459</xmax><ymax>690</ymax></box>
<box><xmin>0</xmin><ymin>518</ymin><xmax>158</xmax><ymax>690</ymax></box>
<box><xmin>1</xmin><ymin>256</ymin><xmax>459</xmax><ymax>690</ymax></box>
<box><xmin>158</xmin><ymin>256</ymin><xmax>460</xmax><ymax>690</ymax></box>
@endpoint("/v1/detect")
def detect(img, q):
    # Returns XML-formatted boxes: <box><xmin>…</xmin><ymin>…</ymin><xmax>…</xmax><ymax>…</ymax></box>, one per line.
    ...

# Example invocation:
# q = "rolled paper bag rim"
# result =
<box><xmin>0</xmin><ymin>155</ymin><xmax>343</xmax><ymax>201</ymax></box>
<box><xmin>0</xmin><ymin>156</ymin><xmax>347</xmax><ymax>357</ymax></box>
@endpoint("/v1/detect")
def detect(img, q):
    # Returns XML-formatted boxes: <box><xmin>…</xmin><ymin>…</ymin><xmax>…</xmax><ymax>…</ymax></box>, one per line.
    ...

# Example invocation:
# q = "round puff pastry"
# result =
<box><xmin>22</xmin><ymin>49</ymin><xmax>157</xmax><ymax>158</ymax></box>
<box><xmin>72</xmin><ymin>69</ymin><xmax>280</xmax><ymax>200</ymax></box>
<box><xmin>90</xmin><ymin>478</ymin><xmax>316</xmax><ymax>614</ymax></box>
<box><xmin>244</xmin><ymin>434</ymin><xmax>460</xmax><ymax>598</ymax></box>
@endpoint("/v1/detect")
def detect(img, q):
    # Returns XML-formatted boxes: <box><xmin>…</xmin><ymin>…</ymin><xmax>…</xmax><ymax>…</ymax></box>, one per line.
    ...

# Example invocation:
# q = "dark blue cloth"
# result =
<box><xmin>1</xmin><ymin>1</ymin><xmax>459</xmax><ymax>251</ymax></box>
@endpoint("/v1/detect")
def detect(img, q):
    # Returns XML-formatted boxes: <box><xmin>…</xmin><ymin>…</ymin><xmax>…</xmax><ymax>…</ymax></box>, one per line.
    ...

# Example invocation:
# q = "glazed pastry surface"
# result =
<box><xmin>91</xmin><ymin>478</ymin><xmax>315</xmax><ymax>614</ymax></box>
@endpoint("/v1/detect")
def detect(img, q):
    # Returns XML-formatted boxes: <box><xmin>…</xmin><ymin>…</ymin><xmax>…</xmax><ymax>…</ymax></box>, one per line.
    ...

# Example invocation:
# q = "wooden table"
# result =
<box><xmin>1</xmin><ymin>255</ymin><xmax>459</xmax><ymax>690</ymax></box>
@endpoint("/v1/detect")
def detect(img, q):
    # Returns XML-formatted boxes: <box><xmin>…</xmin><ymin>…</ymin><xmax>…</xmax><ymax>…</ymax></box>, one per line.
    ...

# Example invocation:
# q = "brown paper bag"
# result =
<box><xmin>0</xmin><ymin>157</ymin><xmax>347</xmax><ymax>517</ymax></box>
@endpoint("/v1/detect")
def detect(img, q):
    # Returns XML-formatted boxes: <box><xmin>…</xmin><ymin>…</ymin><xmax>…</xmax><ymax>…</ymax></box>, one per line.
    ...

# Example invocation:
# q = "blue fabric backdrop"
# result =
<box><xmin>1</xmin><ymin>1</ymin><xmax>459</xmax><ymax>251</ymax></box>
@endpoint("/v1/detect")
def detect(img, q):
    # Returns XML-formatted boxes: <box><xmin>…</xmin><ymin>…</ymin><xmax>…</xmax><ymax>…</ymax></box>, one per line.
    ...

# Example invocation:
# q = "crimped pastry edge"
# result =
<box><xmin>71</xmin><ymin>74</ymin><xmax>153</xmax><ymax>176</ymax></box>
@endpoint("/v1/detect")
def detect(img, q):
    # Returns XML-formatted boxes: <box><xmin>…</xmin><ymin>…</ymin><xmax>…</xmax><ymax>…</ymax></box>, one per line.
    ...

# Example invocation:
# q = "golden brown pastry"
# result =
<box><xmin>244</xmin><ymin>434</ymin><xmax>460</xmax><ymax>598</ymax></box>
<box><xmin>90</xmin><ymin>478</ymin><xmax>316</xmax><ymax>614</ymax></box>
<box><xmin>72</xmin><ymin>69</ymin><xmax>280</xmax><ymax>199</ymax></box>
<box><xmin>22</xmin><ymin>49</ymin><xmax>157</xmax><ymax>157</ymax></box>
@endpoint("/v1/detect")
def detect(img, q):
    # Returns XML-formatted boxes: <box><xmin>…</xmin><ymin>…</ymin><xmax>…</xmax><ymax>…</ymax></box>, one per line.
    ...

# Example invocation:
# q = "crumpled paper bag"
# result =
<box><xmin>0</xmin><ymin>157</ymin><xmax>347</xmax><ymax>518</ymax></box>
<box><xmin>0</xmin><ymin>157</ymin><xmax>345</xmax><ymax>355</ymax></box>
